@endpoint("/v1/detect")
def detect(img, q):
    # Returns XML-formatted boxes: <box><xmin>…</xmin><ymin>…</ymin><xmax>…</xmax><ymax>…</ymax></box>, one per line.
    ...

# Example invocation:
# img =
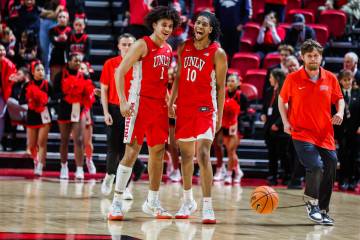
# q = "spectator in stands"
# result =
<box><xmin>262</xmin><ymin>68</ymin><xmax>291</xmax><ymax>185</ymax></box>
<box><xmin>335</xmin><ymin>69</ymin><xmax>360</xmax><ymax>191</ymax></box>
<box><xmin>286</xmin><ymin>55</ymin><xmax>300</xmax><ymax>74</ymax></box>
<box><xmin>15</xmin><ymin>30</ymin><xmax>39</xmax><ymax>68</ymax></box>
<box><xmin>319</xmin><ymin>0</ymin><xmax>360</xmax><ymax>26</ymax></box>
<box><xmin>38</xmin><ymin>0</ymin><xmax>65</xmax><ymax>78</ymax></box>
<box><xmin>264</xmin><ymin>0</ymin><xmax>287</xmax><ymax>23</ymax></box>
<box><xmin>343</xmin><ymin>52</ymin><xmax>360</xmax><ymax>86</ymax></box>
<box><xmin>284</xmin><ymin>14</ymin><xmax>316</xmax><ymax>55</ymax></box>
<box><xmin>214</xmin><ymin>0</ymin><xmax>251</xmax><ymax>61</ymax></box>
<box><xmin>19</xmin><ymin>61</ymin><xmax>52</xmax><ymax>176</ymax></box>
<box><xmin>66</xmin><ymin>0</ymin><xmax>85</xmax><ymax>23</ymax></box>
<box><xmin>263</xmin><ymin>44</ymin><xmax>294</xmax><ymax>98</ymax></box>
<box><xmin>0</xmin><ymin>44</ymin><xmax>17</xmax><ymax>151</ymax></box>
<box><xmin>68</xmin><ymin>17</ymin><xmax>91</xmax><ymax>62</ymax></box>
<box><xmin>77</xmin><ymin>62</ymin><xmax>96</xmax><ymax>175</ymax></box>
<box><xmin>0</xmin><ymin>26</ymin><xmax>16</xmax><ymax>59</ymax></box>
<box><xmin>49</xmin><ymin>10</ymin><xmax>71</xmax><ymax>83</ymax></box>
<box><xmin>256</xmin><ymin>12</ymin><xmax>286</xmax><ymax>58</ymax></box>
<box><xmin>124</xmin><ymin>0</ymin><xmax>152</xmax><ymax>39</ymax></box>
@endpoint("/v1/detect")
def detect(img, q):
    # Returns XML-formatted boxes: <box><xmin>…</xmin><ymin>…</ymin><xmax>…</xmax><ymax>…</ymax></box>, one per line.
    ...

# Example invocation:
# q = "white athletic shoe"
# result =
<box><xmin>86</xmin><ymin>159</ymin><xmax>97</xmax><ymax>174</ymax></box>
<box><xmin>75</xmin><ymin>167</ymin><xmax>84</xmax><ymax>179</ymax></box>
<box><xmin>224</xmin><ymin>175</ymin><xmax>232</xmax><ymax>185</ymax></box>
<box><xmin>101</xmin><ymin>174</ymin><xmax>115</xmax><ymax>196</ymax></box>
<box><xmin>108</xmin><ymin>200</ymin><xmax>124</xmax><ymax>220</ymax></box>
<box><xmin>202</xmin><ymin>208</ymin><xmax>216</xmax><ymax>224</ymax></box>
<box><xmin>175</xmin><ymin>199</ymin><xmax>197</xmax><ymax>219</ymax></box>
<box><xmin>123</xmin><ymin>188</ymin><xmax>133</xmax><ymax>200</ymax></box>
<box><xmin>169</xmin><ymin>169</ymin><xmax>181</xmax><ymax>182</ymax></box>
<box><xmin>60</xmin><ymin>163</ymin><xmax>69</xmax><ymax>179</ymax></box>
<box><xmin>233</xmin><ymin>168</ymin><xmax>244</xmax><ymax>183</ymax></box>
<box><xmin>142</xmin><ymin>200</ymin><xmax>172</xmax><ymax>219</ymax></box>
<box><xmin>214</xmin><ymin>167</ymin><xmax>226</xmax><ymax>181</ymax></box>
<box><xmin>34</xmin><ymin>162</ymin><xmax>43</xmax><ymax>176</ymax></box>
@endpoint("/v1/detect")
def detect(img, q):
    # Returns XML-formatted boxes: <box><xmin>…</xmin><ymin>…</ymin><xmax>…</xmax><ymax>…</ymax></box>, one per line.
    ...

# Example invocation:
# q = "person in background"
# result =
<box><xmin>15</xmin><ymin>30</ymin><xmax>39</xmax><ymax>68</ymax></box>
<box><xmin>264</xmin><ymin>0</ymin><xmax>287</xmax><ymax>23</ymax></box>
<box><xmin>343</xmin><ymin>52</ymin><xmax>360</xmax><ymax>86</ymax></box>
<box><xmin>68</xmin><ymin>17</ymin><xmax>91</xmax><ymax>62</ymax></box>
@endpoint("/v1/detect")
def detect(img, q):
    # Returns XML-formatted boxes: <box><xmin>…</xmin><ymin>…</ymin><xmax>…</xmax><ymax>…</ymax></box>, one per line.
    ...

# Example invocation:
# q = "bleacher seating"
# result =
<box><xmin>244</xmin><ymin>69</ymin><xmax>267</xmax><ymax>100</ymax></box>
<box><xmin>231</xmin><ymin>52</ymin><xmax>261</xmax><ymax>78</ymax></box>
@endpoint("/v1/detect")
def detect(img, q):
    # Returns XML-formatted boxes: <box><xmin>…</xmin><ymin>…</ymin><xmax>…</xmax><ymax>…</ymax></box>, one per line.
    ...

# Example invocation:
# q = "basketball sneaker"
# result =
<box><xmin>108</xmin><ymin>200</ymin><xmax>124</xmax><ymax>220</ymax></box>
<box><xmin>101</xmin><ymin>174</ymin><xmax>115</xmax><ymax>196</ymax></box>
<box><xmin>75</xmin><ymin>167</ymin><xmax>84</xmax><ymax>179</ymax></box>
<box><xmin>142</xmin><ymin>200</ymin><xmax>172</xmax><ymax>219</ymax></box>
<box><xmin>320</xmin><ymin>210</ymin><xmax>334</xmax><ymax>226</ymax></box>
<box><xmin>86</xmin><ymin>159</ymin><xmax>96</xmax><ymax>174</ymax></box>
<box><xmin>34</xmin><ymin>162</ymin><xmax>43</xmax><ymax>176</ymax></box>
<box><xmin>60</xmin><ymin>163</ymin><xmax>69</xmax><ymax>179</ymax></box>
<box><xmin>175</xmin><ymin>199</ymin><xmax>197</xmax><ymax>219</ymax></box>
<box><xmin>123</xmin><ymin>188</ymin><xmax>133</xmax><ymax>200</ymax></box>
<box><xmin>202</xmin><ymin>208</ymin><xmax>216</xmax><ymax>224</ymax></box>
<box><xmin>169</xmin><ymin>169</ymin><xmax>181</xmax><ymax>182</ymax></box>
<box><xmin>224</xmin><ymin>175</ymin><xmax>232</xmax><ymax>185</ymax></box>
<box><xmin>233</xmin><ymin>168</ymin><xmax>244</xmax><ymax>184</ymax></box>
<box><xmin>306</xmin><ymin>201</ymin><xmax>323</xmax><ymax>223</ymax></box>
<box><xmin>213</xmin><ymin>167</ymin><xmax>226</xmax><ymax>181</ymax></box>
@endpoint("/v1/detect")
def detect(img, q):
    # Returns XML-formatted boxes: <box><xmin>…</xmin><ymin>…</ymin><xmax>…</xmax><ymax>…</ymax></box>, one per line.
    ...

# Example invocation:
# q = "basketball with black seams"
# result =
<box><xmin>250</xmin><ymin>186</ymin><xmax>279</xmax><ymax>214</ymax></box>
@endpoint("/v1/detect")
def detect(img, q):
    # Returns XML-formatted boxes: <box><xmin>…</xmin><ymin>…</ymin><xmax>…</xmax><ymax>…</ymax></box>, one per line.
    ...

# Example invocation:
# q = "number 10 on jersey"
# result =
<box><xmin>186</xmin><ymin>68</ymin><xmax>197</xmax><ymax>82</ymax></box>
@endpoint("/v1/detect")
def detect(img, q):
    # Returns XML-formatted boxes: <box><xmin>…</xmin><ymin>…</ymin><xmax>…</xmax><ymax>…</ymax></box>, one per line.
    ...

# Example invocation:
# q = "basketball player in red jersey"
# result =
<box><xmin>168</xmin><ymin>11</ymin><xmax>227</xmax><ymax>224</ymax></box>
<box><xmin>108</xmin><ymin>6</ymin><xmax>180</xmax><ymax>220</ymax></box>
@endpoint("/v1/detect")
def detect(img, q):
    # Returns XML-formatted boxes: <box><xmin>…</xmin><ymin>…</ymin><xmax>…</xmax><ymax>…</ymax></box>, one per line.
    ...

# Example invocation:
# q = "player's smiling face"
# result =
<box><xmin>194</xmin><ymin>16</ymin><xmax>212</xmax><ymax>41</ymax></box>
<box><xmin>153</xmin><ymin>19</ymin><xmax>174</xmax><ymax>41</ymax></box>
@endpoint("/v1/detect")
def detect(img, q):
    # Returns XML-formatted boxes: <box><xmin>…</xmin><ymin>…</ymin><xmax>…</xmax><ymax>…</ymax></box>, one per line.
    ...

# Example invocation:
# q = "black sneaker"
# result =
<box><xmin>306</xmin><ymin>202</ymin><xmax>323</xmax><ymax>223</ymax></box>
<box><xmin>320</xmin><ymin>211</ymin><xmax>334</xmax><ymax>226</ymax></box>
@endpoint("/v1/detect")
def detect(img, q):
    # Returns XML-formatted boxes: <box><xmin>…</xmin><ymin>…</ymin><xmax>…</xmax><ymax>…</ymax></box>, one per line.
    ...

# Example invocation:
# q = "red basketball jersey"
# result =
<box><xmin>130</xmin><ymin>36</ymin><xmax>172</xmax><ymax>100</ymax></box>
<box><xmin>177</xmin><ymin>39</ymin><xmax>220</xmax><ymax>110</ymax></box>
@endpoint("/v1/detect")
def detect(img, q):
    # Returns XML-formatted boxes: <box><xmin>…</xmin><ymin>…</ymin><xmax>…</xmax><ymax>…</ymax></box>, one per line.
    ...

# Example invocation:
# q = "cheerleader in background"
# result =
<box><xmin>19</xmin><ymin>61</ymin><xmax>52</xmax><ymax>176</ymax></box>
<box><xmin>221</xmin><ymin>74</ymin><xmax>246</xmax><ymax>184</ymax></box>
<box><xmin>53</xmin><ymin>53</ymin><xmax>94</xmax><ymax>179</ymax></box>
<box><xmin>68</xmin><ymin>17</ymin><xmax>90</xmax><ymax>62</ymax></box>
<box><xmin>78</xmin><ymin>62</ymin><xmax>96</xmax><ymax>174</ymax></box>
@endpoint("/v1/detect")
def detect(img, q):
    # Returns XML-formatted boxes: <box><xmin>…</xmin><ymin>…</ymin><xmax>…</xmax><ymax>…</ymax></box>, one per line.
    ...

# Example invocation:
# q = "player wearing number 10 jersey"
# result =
<box><xmin>169</xmin><ymin>11</ymin><xmax>227</xmax><ymax>224</ymax></box>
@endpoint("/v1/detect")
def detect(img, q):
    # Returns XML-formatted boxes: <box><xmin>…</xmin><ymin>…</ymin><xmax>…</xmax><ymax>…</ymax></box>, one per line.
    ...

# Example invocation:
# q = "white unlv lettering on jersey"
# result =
<box><xmin>183</xmin><ymin>57</ymin><xmax>205</xmax><ymax>71</ymax></box>
<box><xmin>153</xmin><ymin>55</ymin><xmax>171</xmax><ymax>68</ymax></box>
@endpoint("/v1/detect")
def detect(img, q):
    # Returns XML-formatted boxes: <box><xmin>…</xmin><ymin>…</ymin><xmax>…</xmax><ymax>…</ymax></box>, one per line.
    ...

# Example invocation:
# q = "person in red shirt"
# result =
<box><xmin>108</xmin><ymin>6</ymin><xmax>180</xmax><ymax>221</ymax></box>
<box><xmin>168</xmin><ymin>11</ymin><xmax>227</xmax><ymax>224</ymax></box>
<box><xmin>264</xmin><ymin>0</ymin><xmax>287</xmax><ymax>23</ymax></box>
<box><xmin>279</xmin><ymin>39</ymin><xmax>344</xmax><ymax>226</ymax></box>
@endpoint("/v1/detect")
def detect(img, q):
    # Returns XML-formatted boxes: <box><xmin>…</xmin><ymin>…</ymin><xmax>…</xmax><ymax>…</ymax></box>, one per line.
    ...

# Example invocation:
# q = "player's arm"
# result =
<box><xmin>332</xmin><ymin>98</ymin><xmax>345</xmax><ymax>125</ymax></box>
<box><xmin>168</xmin><ymin>42</ymin><xmax>185</xmax><ymax>117</ymax></box>
<box><xmin>214</xmin><ymin>47</ymin><xmax>228</xmax><ymax>132</ymax></box>
<box><xmin>115</xmin><ymin>39</ymin><xmax>147</xmax><ymax>117</ymax></box>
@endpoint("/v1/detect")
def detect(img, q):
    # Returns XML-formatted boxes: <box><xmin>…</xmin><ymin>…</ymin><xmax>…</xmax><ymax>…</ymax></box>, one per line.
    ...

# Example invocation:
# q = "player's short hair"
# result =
<box><xmin>195</xmin><ymin>11</ymin><xmax>221</xmax><ymax>42</ymax></box>
<box><xmin>144</xmin><ymin>6</ymin><xmax>180</xmax><ymax>31</ymax></box>
<box><xmin>300</xmin><ymin>39</ymin><xmax>323</xmax><ymax>56</ymax></box>
<box><xmin>117</xmin><ymin>33</ymin><xmax>136</xmax><ymax>43</ymax></box>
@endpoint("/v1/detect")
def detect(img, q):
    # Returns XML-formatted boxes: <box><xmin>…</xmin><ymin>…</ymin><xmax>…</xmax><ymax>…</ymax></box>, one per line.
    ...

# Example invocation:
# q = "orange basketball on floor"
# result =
<box><xmin>250</xmin><ymin>186</ymin><xmax>279</xmax><ymax>214</ymax></box>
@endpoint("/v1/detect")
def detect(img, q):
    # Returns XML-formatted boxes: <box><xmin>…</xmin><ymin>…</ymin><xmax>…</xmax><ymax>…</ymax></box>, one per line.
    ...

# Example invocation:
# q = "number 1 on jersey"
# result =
<box><xmin>186</xmin><ymin>68</ymin><xmax>196</xmax><ymax>82</ymax></box>
<box><xmin>160</xmin><ymin>67</ymin><xmax>164</xmax><ymax>80</ymax></box>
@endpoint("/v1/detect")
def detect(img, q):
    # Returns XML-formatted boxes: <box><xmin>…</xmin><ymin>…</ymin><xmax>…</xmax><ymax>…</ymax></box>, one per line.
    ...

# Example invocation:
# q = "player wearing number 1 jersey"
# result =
<box><xmin>169</xmin><ymin>11</ymin><xmax>228</xmax><ymax>224</ymax></box>
<box><xmin>108</xmin><ymin>6</ymin><xmax>180</xmax><ymax>221</ymax></box>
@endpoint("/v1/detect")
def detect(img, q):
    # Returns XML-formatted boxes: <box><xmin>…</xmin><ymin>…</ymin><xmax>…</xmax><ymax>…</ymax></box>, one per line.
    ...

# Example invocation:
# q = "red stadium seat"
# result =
<box><xmin>303</xmin><ymin>0</ymin><xmax>326</xmax><ymax>15</ymax></box>
<box><xmin>278</xmin><ymin>23</ymin><xmax>291</xmax><ymax>31</ymax></box>
<box><xmin>240</xmin><ymin>83</ymin><xmax>258</xmax><ymax>101</ymax></box>
<box><xmin>286</xmin><ymin>9</ymin><xmax>315</xmax><ymax>23</ymax></box>
<box><xmin>244</xmin><ymin>69</ymin><xmax>267</xmax><ymax>99</ymax></box>
<box><xmin>263</xmin><ymin>52</ymin><xmax>281</xmax><ymax>69</ymax></box>
<box><xmin>239</xmin><ymin>38</ymin><xmax>254</xmax><ymax>52</ymax></box>
<box><xmin>319</xmin><ymin>10</ymin><xmax>347</xmax><ymax>38</ymax></box>
<box><xmin>286</xmin><ymin>0</ymin><xmax>302</xmax><ymax>13</ymax></box>
<box><xmin>252</xmin><ymin>0</ymin><xmax>265</xmax><ymax>22</ymax></box>
<box><xmin>307</xmin><ymin>24</ymin><xmax>329</xmax><ymax>46</ymax></box>
<box><xmin>227</xmin><ymin>68</ymin><xmax>240</xmax><ymax>76</ymax></box>
<box><xmin>240</xmin><ymin>22</ymin><xmax>261</xmax><ymax>50</ymax></box>
<box><xmin>231</xmin><ymin>53</ymin><xmax>260</xmax><ymax>78</ymax></box>
<box><xmin>194</xmin><ymin>0</ymin><xmax>214</xmax><ymax>14</ymax></box>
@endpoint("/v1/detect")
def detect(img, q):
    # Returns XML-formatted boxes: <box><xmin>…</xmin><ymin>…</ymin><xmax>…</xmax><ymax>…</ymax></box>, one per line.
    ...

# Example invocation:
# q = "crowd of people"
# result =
<box><xmin>0</xmin><ymin>0</ymin><xmax>359</xmax><ymax>226</ymax></box>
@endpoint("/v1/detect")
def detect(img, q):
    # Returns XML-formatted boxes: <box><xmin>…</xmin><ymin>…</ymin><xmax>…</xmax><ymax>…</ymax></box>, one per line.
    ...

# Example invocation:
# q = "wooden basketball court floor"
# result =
<box><xmin>0</xmin><ymin>178</ymin><xmax>359</xmax><ymax>240</ymax></box>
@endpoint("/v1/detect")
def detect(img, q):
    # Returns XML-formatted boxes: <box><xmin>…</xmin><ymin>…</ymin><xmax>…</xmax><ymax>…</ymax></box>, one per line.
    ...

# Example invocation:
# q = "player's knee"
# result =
<box><xmin>197</xmin><ymin>150</ymin><xmax>210</xmax><ymax>165</ymax></box>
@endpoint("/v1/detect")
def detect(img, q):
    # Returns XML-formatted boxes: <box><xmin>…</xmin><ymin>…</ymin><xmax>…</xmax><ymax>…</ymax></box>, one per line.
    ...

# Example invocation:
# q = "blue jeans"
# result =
<box><xmin>292</xmin><ymin>139</ymin><xmax>337</xmax><ymax>212</ymax></box>
<box><xmin>40</xmin><ymin>18</ymin><xmax>57</xmax><ymax>76</ymax></box>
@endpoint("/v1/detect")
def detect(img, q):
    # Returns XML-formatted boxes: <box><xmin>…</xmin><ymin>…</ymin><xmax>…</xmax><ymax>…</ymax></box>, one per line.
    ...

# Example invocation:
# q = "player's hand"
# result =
<box><xmin>357</xmin><ymin>127</ymin><xmax>360</xmax><ymax>134</ymax></box>
<box><xmin>120</xmin><ymin>101</ymin><xmax>133</xmax><ymax>118</ymax></box>
<box><xmin>283</xmin><ymin>121</ymin><xmax>293</xmax><ymax>135</ymax></box>
<box><xmin>104</xmin><ymin>112</ymin><xmax>113</xmax><ymax>126</ymax></box>
<box><xmin>168</xmin><ymin>103</ymin><xmax>176</xmax><ymax>118</ymax></box>
<box><xmin>260</xmin><ymin>114</ymin><xmax>267</xmax><ymax>122</ymax></box>
<box><xmin>271</xmin><ymin>124</ymin><xmax>279</xmax><ymax>131</ymax></box>
<box><xmin>331</xmin><ymin>112</ymin><xmax>343</xmax><ymax>125</ymax></box>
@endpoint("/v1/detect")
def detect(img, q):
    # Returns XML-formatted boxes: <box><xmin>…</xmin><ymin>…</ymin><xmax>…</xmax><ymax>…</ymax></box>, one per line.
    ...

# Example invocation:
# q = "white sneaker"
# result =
<box><xmin>213</xmin><ymin>168</ymin><xmax>225</xmax><ymax>181</ymax></box>
<box><xmin>75</xmin><ymin>167</ymin><xmax>84</xmax><ymax>179</ymax></box>
<box><xmin>60</xmin><ymin>164</ymin><xmax>69</xmax><ymax>179</ymax></box>
<box><xmin>34</xmin><ymin>162</ymin><xmax>43</xmax><ymax>176</ymax></box>
<box><xmin>101</xmin><ymin>174</ymin><xmax>115</xmax><ymax>196</ymax></box>
<box><xmin>175</xmin><ymin>199</ymin><xmax>197</xmax><ymax>219</ymax></box>
<box><xmin>142</xmin><ymin>200</ymin><xmax>172</xmax><ymax>219</ymax></box>
<box><xmin>233</xmin><ymin>168</ymin><xmax>244</xmax><ymax>183</ymax></box>
<box><xmin>202</xmin><ymin>208</ymin><xmax>216</xmax><ymax>224</ymax></box>
<box><xmin>123</xmin><ymin>188</ymin><xmax>133</xmax><ymax>200</ymax></box>
<box><xmin>108</xmin><ymin>200</ymin><xmax>124</xmax><ymax>220</ymax></box>
<box><xmin>86</xmin><ymin>159</ymin><xmax>96</xmax><ymax>174</ymax></box>
<box><xmin>169</xmin><ymin>169</ymin><xmax>181</xmax><ymax>182</ymax></box>
<box><xmin>224</xmin><ymin>175</ymin><xmax>232</xmax><ymax>185</ymax></box>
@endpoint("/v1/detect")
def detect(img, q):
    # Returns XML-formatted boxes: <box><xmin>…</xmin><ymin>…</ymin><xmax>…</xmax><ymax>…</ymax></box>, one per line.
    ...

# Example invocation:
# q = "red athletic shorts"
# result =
<box><xmin>175</xmin><ymin>105</ymin><xmax>216</xmax><ymax>141</ymax></box>
<box><xmin>124</xmin><ymin>96</ymin><xmax>168</xmax><ymax>147</ymax></box>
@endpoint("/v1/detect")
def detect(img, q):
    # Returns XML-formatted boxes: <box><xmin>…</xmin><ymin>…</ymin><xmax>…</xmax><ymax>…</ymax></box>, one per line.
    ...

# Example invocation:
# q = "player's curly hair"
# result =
<box><xmin>144</xmin><ymin>6</ymin><xmax>181</xmax><ymax>31</ymax></box>
<box><xmin>194</xmin><ymin>11</ymin><xmax>221</xmax><ymax>42</ymax></box>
